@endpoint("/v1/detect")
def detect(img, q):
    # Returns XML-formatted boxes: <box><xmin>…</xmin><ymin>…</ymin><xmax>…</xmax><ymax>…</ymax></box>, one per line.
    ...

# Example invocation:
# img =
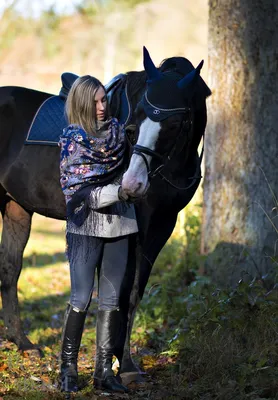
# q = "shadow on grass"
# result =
<box><xmin>23</xmin><ymin>252</ymin><xmax>67</xmax><ymax>269</ymax></box>
<box><xmin>31</xmin><ymin>229</ymin><xmax>66</xmax><ymax>238</ymax></box>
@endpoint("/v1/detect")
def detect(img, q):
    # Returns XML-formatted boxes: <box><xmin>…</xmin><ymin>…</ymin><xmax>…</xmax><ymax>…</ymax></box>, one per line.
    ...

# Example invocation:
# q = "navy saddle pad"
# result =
<box><xmin>25</xmin><ymin>74</ymin><xmax>131</xmax><ymax>146</ymax></box>
<box><xmin>25</xmin><ymin>96</ymin><xmax>67</xmax><ymax>146</ymax></box>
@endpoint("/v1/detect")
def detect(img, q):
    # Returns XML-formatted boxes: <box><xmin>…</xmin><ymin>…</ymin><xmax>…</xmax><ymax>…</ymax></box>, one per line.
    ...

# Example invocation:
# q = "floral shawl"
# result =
<box><xmin>59</xmin><ymin>118</ymin><xmax>126</xmax><ymax>203</ymax></box>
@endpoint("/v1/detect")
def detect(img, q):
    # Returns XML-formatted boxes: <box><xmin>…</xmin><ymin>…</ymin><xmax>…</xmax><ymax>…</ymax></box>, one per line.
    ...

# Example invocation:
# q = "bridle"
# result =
<box><xmin>127</xmin><ymin>99</ymin><xmax>203</xmax><ymax>191</ymax></box>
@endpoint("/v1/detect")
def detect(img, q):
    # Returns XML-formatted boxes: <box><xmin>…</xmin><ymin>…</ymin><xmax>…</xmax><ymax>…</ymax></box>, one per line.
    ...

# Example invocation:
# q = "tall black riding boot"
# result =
<box><xmin>93</xmin><ymin>309</ymin><xmax>128</xmax><ymax>393</ymax></box>
<box><xmin>60</xmin><ymin>304</ymin><xmax>86</xmax><ymax>393</ymax></box>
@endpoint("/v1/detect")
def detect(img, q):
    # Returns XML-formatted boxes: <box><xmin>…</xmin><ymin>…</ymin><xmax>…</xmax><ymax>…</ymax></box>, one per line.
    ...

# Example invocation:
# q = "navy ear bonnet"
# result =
<box><xmin>142</xmin><ymin>46</ymin><xmax>204</xmax><ymax>122</ymax></box>
<box><xmin>142</xmin><ymin>73</ymin><xmax>190</xmax><ymax>122</ymax></box>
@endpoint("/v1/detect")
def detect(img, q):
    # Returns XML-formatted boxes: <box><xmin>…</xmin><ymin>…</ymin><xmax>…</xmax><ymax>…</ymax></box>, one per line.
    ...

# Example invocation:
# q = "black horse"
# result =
<box><xmin>0</xmin><ymin>47</ymin><xmax>210</xmax><ymax>380</ymax></box>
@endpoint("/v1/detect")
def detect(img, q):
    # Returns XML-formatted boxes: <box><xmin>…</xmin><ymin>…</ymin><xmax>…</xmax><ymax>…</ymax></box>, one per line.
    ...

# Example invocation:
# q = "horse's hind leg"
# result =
<box><xmin>0</xmin><ymin>199</ymin><xmax>33</xmax><ymax>349</ymax></box>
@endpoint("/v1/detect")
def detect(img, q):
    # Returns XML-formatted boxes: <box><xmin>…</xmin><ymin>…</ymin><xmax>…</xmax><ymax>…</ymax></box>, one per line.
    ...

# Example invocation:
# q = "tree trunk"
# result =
<box><xmin>202</xmin><ymin>0</ymin><xmax>278</xmax><ymax>286</ymax></box>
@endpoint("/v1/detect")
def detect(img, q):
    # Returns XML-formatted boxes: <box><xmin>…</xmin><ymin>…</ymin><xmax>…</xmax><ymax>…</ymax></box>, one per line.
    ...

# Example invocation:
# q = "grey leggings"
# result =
<box><xmin>66</xmin><ymin>232</ymin><xmax>129</xmax><ymax>311</ymax></box>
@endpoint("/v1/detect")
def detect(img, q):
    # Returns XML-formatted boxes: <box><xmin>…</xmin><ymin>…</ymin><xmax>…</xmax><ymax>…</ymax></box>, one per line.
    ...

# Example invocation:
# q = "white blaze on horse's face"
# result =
<box><xmin>122</xmin><ymin>117</ymin><xmax>161</xmax><ymax>197</ymax></box>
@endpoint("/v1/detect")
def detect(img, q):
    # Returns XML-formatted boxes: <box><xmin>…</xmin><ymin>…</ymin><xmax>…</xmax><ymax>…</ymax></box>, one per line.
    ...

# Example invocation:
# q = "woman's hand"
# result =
<box><xmin>118</xmin><ymin>186</ymin><xmax>129</xmax><ymax>201</ymax></box>
<box><xmin>118</xmin><ymin>186</ymin><xmax>139</xmax><ymax>203</ymax></box>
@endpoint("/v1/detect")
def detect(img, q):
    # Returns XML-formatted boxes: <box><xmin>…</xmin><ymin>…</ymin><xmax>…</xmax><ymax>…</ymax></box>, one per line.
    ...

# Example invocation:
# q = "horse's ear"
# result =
<box><xmin>177</xmin><ymin>60</ymin><xmax>204</xmax><ymax>91</ymax></box>
<box><xmin>143</xmin><ymin>46</ymin><xmax>162</xmax><ymax>82</ymax></box>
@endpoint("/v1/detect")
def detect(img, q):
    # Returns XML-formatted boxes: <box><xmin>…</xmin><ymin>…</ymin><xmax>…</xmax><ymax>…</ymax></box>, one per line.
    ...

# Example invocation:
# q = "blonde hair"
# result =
<box><xmin>65</xmin><ymin>75</ymin><xmax>109</xmax><ymax>134</ymax></box>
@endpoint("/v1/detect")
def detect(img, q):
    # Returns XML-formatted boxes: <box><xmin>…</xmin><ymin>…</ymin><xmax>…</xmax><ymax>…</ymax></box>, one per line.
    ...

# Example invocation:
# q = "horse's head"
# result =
<box><xmin>122</xmin><ymin>46</ymin><xmax>209</xmax><ymax>198</ymax></box>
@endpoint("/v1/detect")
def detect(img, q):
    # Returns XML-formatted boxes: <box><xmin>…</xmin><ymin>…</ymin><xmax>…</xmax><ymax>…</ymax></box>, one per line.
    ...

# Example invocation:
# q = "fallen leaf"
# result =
<box><xmin>30</xmin><ymin>375</ymin><xmax>41</xmax><ymax>383</ymax></box>
<box><xmin>0</xmin><ymin>363</ymin><xmax>8</xmax><ymax>371</ymax></box>
<box><xmin>41</xmin><ymin>376</ymin><xmax>50</xmax><ymax>383</ymax></box>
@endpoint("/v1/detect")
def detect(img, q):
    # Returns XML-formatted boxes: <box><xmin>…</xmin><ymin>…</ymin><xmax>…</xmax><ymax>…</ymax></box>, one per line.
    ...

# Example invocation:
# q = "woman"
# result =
<box><xmin>58</xmin><ymin>75</ymin><xmax>137</xmax><ymax>394</ymax></box>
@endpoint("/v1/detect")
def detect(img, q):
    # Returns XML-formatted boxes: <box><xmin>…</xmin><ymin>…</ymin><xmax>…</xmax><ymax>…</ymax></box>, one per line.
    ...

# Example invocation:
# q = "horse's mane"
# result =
<box><xmin>159</xmin><ymin>57</ymin><xmax>195</xmax><ymax>75</ymax></box>
<box><xmin>126</xmin><ymin>70</ymin><xmax>147</xmax><ymax>101</ymax></box>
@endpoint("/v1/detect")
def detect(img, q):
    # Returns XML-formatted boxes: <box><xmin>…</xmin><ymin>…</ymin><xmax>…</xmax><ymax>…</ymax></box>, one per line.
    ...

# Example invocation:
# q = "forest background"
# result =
<box><xmin>0</xmin><ymin>1</ymin><xmax>277</xmax><ymax>400</ymax></box>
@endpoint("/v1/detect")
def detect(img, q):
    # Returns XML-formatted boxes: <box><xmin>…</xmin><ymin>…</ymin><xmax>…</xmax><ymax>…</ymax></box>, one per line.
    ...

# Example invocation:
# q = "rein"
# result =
<box><xmin>133</xmin><ymin>144</ymin><xmax>164</xmax><ymax>178</ymax></box>
<box><xmin>158</xmin><ymin>142</ymin><xmax>204</xmax><ymax>191</ymax></box>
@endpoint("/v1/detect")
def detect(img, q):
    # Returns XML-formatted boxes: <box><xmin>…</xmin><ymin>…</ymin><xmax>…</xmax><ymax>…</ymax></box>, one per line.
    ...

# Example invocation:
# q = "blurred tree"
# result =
<box><xmin>36</xmin><ymin>6</ymin><xmax>62</xmax><ymax>59</ymax></box>
<box><xmin>0</xmin><ymin>0</ymin><xmax>208</xmax><ymax>97</ymax></box>
<box><xmin>76</xmin><ymin>0</ymin><xmax>150</xmax><ymax>15</ymax></box>
<box><xmin>0</xmin><ymin>2</ymin><xmax>31</xmax><ymax>51</ymax></box>
<box><xmin>202</xmin><ymin>0</ymin><xmax>278</xmax><ymax>286</ymax></box>
<box><xmin>116</xmin><ymin>0</ymin><xmax>150</xmax><ymax>6</ymax></box>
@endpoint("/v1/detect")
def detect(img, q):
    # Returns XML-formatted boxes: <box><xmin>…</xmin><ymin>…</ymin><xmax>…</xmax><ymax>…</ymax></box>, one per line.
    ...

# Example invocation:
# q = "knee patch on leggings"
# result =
<box><xmin>98</xmin><ymin>275</ymin><xmax>118</xmax><ymax>310</ymax></box>
<box><xmin>69</xmin><ymin>294</ymin><xmax>92</xmax><ymax>312</ymax></box>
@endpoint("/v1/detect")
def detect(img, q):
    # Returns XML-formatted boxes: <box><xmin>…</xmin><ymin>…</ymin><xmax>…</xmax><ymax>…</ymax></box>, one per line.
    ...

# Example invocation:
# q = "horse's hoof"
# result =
<box><xmin>17</xmin><ymin>338</ymin><xmax>43</xmax><ymax>357</ymax></box>
<box><xmin>20</xmin><ymin>348</ymin><xmax>43</xmax><ymax>358</ymax></box>
<box><xmin>13</xmin><ymin>335</ymin><xmax>39</xmax><ymax>351</ymax></box>
<box><xmin>10</xmin><ymin>335</ymin><xmax>35</xmax><ymax>352</ymax></box>
<box><xmin>120</xmin><ymin>371</ymin><xmax>145</xmax><ymax>386</ymax></box>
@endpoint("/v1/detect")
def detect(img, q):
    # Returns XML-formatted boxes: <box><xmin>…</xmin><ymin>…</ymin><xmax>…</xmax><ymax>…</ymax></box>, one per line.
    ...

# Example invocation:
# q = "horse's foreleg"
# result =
<box><xmin>0</xmin><ymin>200</ymin><xmax>33</xmax><ymax>349</ymax></box>
<box><xmin>119</xmin><ymin>246</ymin><xmax>146</xmax><ymax>373</ymax></box>
<box><xmin>119</xmin><ymin>253</ymin><xmax>152</xmax><ymax>385</ymax></box>
<box><xmin>120</xmin><ymin>210</ymin><xmax>178</xmax><ymax>383</ymax></box>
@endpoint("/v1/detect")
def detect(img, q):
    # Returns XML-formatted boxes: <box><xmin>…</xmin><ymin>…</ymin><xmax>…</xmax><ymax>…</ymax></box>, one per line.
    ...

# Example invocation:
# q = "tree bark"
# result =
<box><xmin>202</xmin><ymin>0</ymin><xmax>278</xmax><ymax>286</ymax></box>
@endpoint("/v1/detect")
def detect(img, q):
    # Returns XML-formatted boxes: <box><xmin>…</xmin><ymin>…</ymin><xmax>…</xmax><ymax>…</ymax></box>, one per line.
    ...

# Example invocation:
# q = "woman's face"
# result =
<box><xmin>94</xmin><ymin>86</ymin><xmax>107</xmax><ymax>121</ymax></box>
